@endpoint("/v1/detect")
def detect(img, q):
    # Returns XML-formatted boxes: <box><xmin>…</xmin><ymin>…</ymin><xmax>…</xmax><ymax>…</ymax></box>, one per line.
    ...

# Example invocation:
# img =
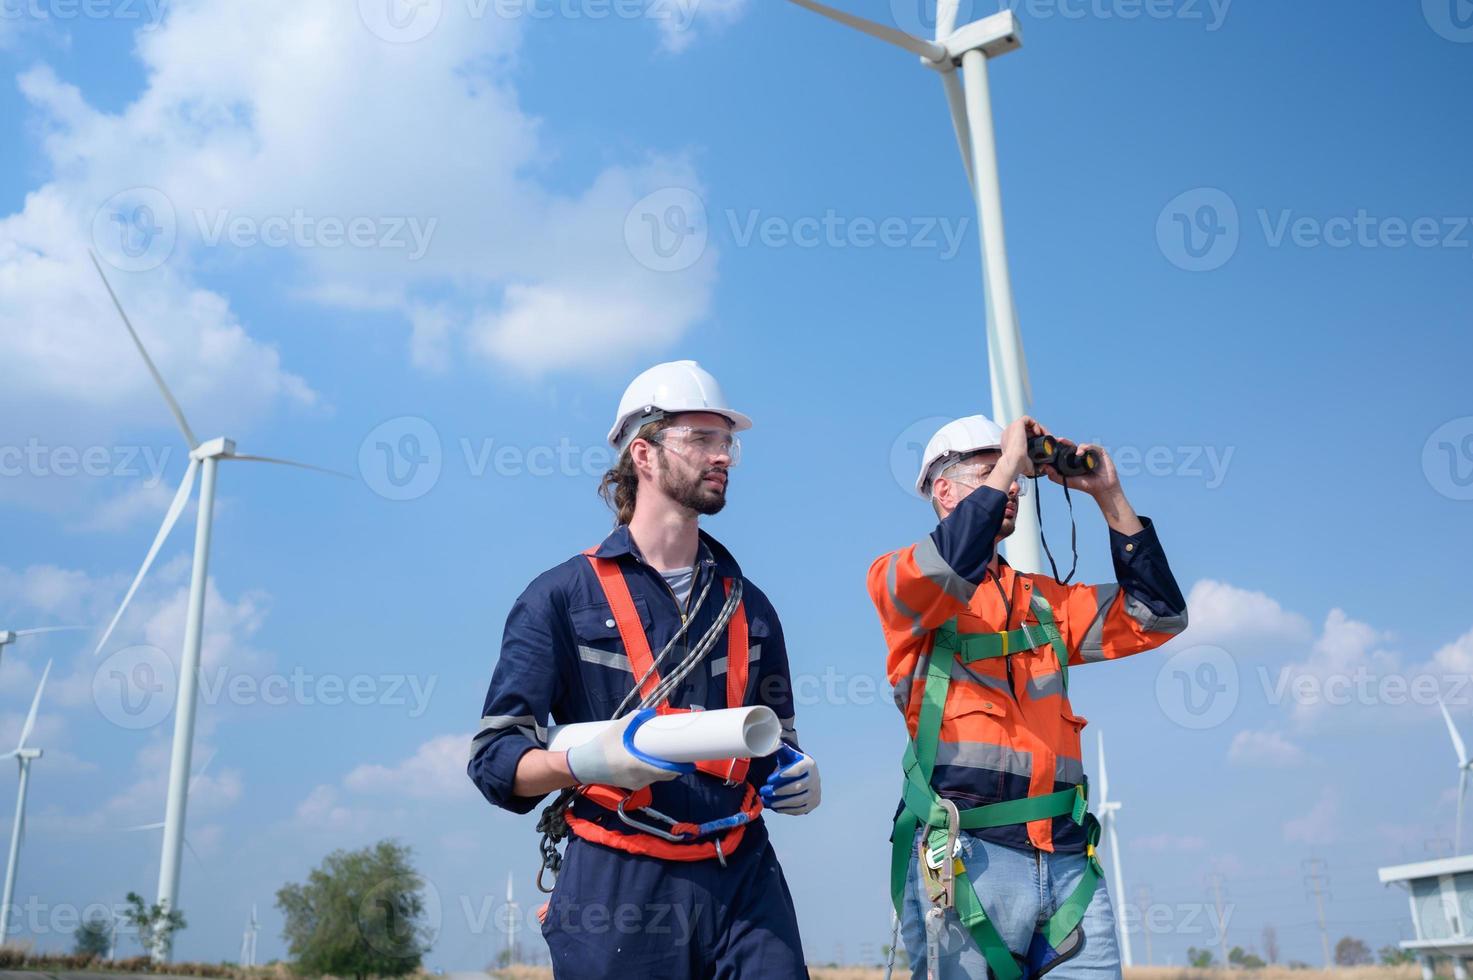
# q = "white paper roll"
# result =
<box><xmin>545</xmin><ymin>706</ymin><xmax>782</xmax><ymax>764</ymax></box>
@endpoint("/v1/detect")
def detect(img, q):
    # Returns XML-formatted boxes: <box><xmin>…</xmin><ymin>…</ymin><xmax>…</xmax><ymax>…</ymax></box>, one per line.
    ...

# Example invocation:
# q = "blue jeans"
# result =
<box><xmin>901</xmin><ymin>829</ymin><xmax>1122</xmax><ymax>980</ymax></box>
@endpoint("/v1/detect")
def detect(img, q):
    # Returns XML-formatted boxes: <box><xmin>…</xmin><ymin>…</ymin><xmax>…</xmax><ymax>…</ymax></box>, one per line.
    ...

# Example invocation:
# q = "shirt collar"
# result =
<box><xmin>591</xmin><ymin>524</ymin><xmax>743</xmax><ymax>579</ymax></box>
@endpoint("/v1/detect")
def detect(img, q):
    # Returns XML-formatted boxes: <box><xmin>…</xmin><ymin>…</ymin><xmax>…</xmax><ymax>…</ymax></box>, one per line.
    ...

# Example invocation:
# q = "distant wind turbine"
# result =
<box><xmin>240</xmin><ymin>904</ymin><xmax>258</xmax><ymax>967</ymax></box>
<box><xmin>88</xmin><ymin>252</ymin><xmax>348</xmax><ymax>960</ymax></box>
<box><xmin>1096</xmin><ymin>732</ymin><xmax>1132</xmax><ymax>968</ymax></box>
<box><xmin>1439</xmin><ymin>697</ymin><xmax>1473</xmax><ymax>853</ymax></box>
<box><xmin>0</xmin><ymin>661</ymin><xmax>51</xmax><ymax>948</ymax></box>
<box><xmin>780</xmin><ymin>0</ymin><xmax>1043</xmax><ymax>571</ymax></box>
<box><xmin>0</xmin><ymin>627</ymin><xmax>84</xmax><ymax>672</ymax></box>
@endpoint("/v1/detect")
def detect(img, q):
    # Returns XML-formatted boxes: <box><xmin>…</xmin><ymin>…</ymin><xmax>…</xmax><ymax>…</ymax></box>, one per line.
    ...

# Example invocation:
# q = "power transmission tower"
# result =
<box><xmin>1135</xmin><ymin>884</ymin><xmax>1154</xmax><ymax>966</ymax></box>
<box><xmin>1206</xmin><ymin>873</ymin><xmax>1230</xmax><ymax>966</ymax></box>
<box><xmin>1303</xmin><ymin>859</ymin><xmax>1333</xmax><ymax>969</ymax></box>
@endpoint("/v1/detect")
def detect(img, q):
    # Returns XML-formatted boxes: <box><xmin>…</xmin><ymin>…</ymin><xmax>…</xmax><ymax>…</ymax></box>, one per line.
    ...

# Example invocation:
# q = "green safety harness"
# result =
<box><xmin>889</xmin><ymin>593</ymin><xmax>1105</xmax><ymax>980</ymax></box>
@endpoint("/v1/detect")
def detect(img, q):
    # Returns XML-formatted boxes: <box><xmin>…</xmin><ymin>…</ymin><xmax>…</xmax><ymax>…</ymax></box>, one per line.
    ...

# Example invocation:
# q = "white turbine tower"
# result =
<box><xmin>502</xmin><ymin>871</ymin><xmax>521</xmax><ymax>966</ymax></box>
<box><xmin>87</xmin><ymin>252</ymin><xmax>346</xmax><ymax>960</ymax></box>
<box><xmin>1096</xmin><ymin>732</ymin><xmax>1132</xmax><ymax>967</ymax></box>
<box><xmin>783</xmin><ymin>0</ymin><xmax>1042</xmax><ymax>571</ymax></box>
<box><xmin>0</xmin><ymin>660</ymin><xmax>51</xmax><ymax>948</ymax></box>
<box><xmin>1439</xmin><ymin>697</ymin><xmax>1473</xmax><ymax>853</ymax></box>
<box><xmin>240</xmin><ymin>904</ymin><xmax>258</xmax><ymax>967</ymax></box>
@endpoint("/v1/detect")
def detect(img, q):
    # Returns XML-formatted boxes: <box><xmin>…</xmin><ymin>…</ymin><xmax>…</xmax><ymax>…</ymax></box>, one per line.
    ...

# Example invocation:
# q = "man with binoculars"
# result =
<box><xmin>866</xmin><ymin>413</ymin><xmax>1188</xmax><ymax>980</ymax></box>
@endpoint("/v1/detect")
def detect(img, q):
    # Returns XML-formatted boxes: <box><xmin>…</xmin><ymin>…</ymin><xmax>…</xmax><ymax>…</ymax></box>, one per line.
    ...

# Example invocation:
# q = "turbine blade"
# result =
<box><xmin>123</xmin><ymin>821</ymin><xmax>166</xmax><ymax>832</ymax></box>
<box><xmin>1442</xmin><ymin>697</ymin><xmax>1469</xmax><ymax>767</ymax></box>
<box><xmin>87</xmin><ymin>251</ymin><xmax>199</xmax><ymax>449</ymax></box>
<box><xmin>93</xmin><ymin>458</ymin><xmax>199</xmax><ymax>658</ymax></box>
<box><xmin>16</xmin><ymin>659</ymin><xmax>51</xmax><ymax>751</ymax></box>
<box><xmin>1460</xmin><ymin>769</ymin><xmax>1468</xmax><ymax>855</ymax></box>
<box><xmin>936</xmin><ymin>0</ymin><xmax>961</xmax><ymax>38</ymax></box>
<box><xmin>185</xmin><ymin>836</ymin><xmax>205</xmax><ymax>868</ymax></box>
<box><xmin>1097</xmin><ymin>732</ymin><xmax>1110</xmax><ymax>807</ymax></box>
<box><xmin>13</xmin><ymin>626</ymin><xmax>87</xmax><ymax>638</ymax></box>
<box><xmin>227</xmin><ymin>454</ymin><xmax>354</xmax><ymax>479</ymax></box>
<box><xmin>940</xmin><ymin>72</ymin><xmax>976</xmax><ymax>190</ymax></box>
<box><xmin>784</xmin><ymin>0</ymin><xmax>947</xmax><ymax>61</ymax></box>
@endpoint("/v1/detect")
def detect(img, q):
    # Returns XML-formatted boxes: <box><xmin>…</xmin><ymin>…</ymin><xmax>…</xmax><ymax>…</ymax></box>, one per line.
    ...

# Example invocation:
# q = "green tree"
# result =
<box><xmin>1379</xmin><ymin>944</ymin><xmax>1416</xmax><ymax>965</ymax></box>
<box><xmin>122</xmin><ymin>891</ymin><xmax>185</xmax><ymax>961</ymax></box>
<box><xmin>1334</xmin><ymin>936</ymin><xmax>1373</xmax><ymax>966</ymax></box>
<box><xmin>1229</xmin><ymin>945</ymin><xmax>1266</xmax><ymax>969</ymax></box>
<box><xmin>72</xmin><ymin>911</ymin><xmax>112</xmax><ymax>958</ymax></box>
<box><xmin>276</xmin><ymin>839</ymin><xmax>433</xmax><ymax>980</ymax></box>
<box><xmin>1188</xmin><ymin>946</ymin><xmax>1215</xmax><ymax>968</ymax></box>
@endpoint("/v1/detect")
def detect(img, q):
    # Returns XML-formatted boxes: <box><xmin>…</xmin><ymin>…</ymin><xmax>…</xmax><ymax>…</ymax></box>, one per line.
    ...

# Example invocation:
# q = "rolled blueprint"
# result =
<box><xmin>545</xmin><ymin>705</ymin><xmax>782</xmax><ymax>763</ymax></box>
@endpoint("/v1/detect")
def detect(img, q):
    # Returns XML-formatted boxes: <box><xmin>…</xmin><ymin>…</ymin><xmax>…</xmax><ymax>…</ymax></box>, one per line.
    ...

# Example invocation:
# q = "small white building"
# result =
<box><xmin>1379</xmin><ymin>855</ymin><xmax>1473</xmax><ymax>979</ymax></box>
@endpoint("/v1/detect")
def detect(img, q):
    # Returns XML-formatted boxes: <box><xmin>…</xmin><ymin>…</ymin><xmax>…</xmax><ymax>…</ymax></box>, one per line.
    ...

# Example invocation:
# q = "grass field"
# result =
<box><xmin>487</xmin><ymin>967</ymin><xmax>1427</xmax><ymax>980</ymax></box>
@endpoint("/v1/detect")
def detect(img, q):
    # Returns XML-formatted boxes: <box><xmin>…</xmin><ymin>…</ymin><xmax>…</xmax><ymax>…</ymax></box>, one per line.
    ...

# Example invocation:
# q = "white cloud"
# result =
<box><xmin>344</xmin><ymin>734</ymin><xmax>468</xmax><ymax>800</ymax></box>
<box><xmin>1284</xmin><ymin>789</ymin><xmax>1339</xmax><ymax>844</ymax></box>
<box><xmin>1176</xmin><ymin>579</ymin><xmax>1313</xmax><ymax>650</ymax></box>
<box><xmin>655</xmin><ymin>0</ymin><xmax>750</xmax><ymax>53</ymax></box>
<box><xmin>1228</xmin><ymin>728</ymin><xmax>1308</xmax><ymax>767</ymax></box>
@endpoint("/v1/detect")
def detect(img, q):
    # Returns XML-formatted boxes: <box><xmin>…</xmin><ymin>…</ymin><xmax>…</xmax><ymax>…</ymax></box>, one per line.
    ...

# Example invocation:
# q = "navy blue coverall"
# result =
<box><xmin>468</xmin><ymin>525</ymin><xmax>809</xmax><ymax>979</ymax></box>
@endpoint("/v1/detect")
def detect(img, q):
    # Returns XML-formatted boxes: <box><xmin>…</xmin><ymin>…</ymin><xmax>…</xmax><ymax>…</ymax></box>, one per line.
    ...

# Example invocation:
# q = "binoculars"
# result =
<box><xmin>1027</xmin><ymin>435</ymin><xmax>1100</xmax><ymax>479</ymax></box>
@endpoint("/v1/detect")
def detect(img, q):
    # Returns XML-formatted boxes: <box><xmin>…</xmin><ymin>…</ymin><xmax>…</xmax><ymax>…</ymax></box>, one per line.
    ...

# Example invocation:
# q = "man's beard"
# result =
<box><xmin>660</xmin><ymin>462</ymin><xmax>728</xmax><ymax>516</ymax></box>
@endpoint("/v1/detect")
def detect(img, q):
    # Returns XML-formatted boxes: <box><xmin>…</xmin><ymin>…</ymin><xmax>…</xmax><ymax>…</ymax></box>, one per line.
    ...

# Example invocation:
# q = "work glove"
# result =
<box><xmin>760</xmin><ymin>744</ymin><xmax>821</xmax><ymax>815</ymax></box>
<box><xmin>565</xmin><ymin>708</ymin><xmax>691</xmax><ymax>790</ymax></box>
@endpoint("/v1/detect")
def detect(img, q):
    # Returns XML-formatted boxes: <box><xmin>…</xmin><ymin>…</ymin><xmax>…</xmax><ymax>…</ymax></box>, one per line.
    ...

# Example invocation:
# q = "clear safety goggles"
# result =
<box><xmin>650</xmin><ymin>426</ymin><xmax>742</xmax><ymax>466</ymax></box>
<box><xmin>939</xmin><ymin>457</ymin><xmax>1029</xmax><ymax>496</ymax></box>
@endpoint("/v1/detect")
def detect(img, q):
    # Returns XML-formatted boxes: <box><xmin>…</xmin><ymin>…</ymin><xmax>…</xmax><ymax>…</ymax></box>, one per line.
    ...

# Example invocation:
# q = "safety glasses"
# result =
<box><xmin>649</xmin><ymin>426</ymin><xmax>742</xmax><ymax>466</ymax></box>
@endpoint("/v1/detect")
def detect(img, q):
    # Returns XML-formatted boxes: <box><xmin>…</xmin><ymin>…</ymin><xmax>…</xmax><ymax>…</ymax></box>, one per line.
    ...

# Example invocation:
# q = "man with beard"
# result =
<box><xmin>868</xmin><ymin>414</ymin><xmax>1187</xmax><ymax>980</ymax></box>
<box><xmin>468</xmin><ymin>361</ymin><xmax>818</xmax><ymax>979</ymax></box>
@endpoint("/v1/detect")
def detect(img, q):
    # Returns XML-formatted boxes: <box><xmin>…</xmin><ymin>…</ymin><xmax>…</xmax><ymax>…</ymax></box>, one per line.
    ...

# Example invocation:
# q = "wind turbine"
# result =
<box><xmin>1096</xmin><ymin>732</ymin><xmax>1132</xmax><ymax>968</ymax></box>
<box><xmin>1439</xmin><ymin>697</ymin><xmax>1473</xmax><ymax>853</ymax></box>
<box><xmin>0</xmin><ymin>627</ymin><xmax>84</xmax><ymax>672</ymax></box>
<box><xmin>239</xmin><ymin>904</ymin><xmax>258</xmax><ymax>967</ymax></box>
<box><xmin>87</xmin><ymin>252</ymin><xmax>346</xmax><ymax>960</ymax></box>
<box><xmin>782</xmin><ymin>0</ymin><xmax>1043</xmax><ymax>571</ymax></box>
<box><xmin>502</xmin><ymin>871</ymin><xmax>521</xmax><ymax>966</ymax></box>
<box><xmin>0</xmin><ymin>660</ymin><xmax>51</xmax><ymax>948</ymax></box>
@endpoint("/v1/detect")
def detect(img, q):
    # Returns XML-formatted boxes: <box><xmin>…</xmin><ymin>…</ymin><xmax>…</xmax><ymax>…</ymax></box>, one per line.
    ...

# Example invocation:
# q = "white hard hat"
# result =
<box><xmin>608</xmin><ymin>360</ymin><xmax>753</xmax><ymax>451</ymax></box>
<box><xmin>916</xmin><ymin>415</ymin><xmax>1006</xmax><ymax>496</ymax></box>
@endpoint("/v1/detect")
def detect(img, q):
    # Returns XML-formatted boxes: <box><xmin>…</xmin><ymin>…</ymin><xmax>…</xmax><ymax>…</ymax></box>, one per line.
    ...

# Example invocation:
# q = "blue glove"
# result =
<box><xmin>760</xmin><ymin>744</ymin><xmax>821</xmax><ymax>815</ymax></box>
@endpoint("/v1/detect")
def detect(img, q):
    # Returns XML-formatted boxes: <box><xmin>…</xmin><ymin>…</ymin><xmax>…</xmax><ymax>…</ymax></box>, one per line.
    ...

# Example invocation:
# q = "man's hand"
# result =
<box><xmin>985</xmin><ymin>415</ymin><xmax>1050</xmax><ymax>495</ymax></box>
<box><xmin>565</xmin><ymin>710</ymin><xmax>688</xmax><ymax>791</ymax></box>
<box><xmin>1041</xmin><ymin>440</ymin><xmax>1144</xmax><ymax>535</ymax></box>
<box><xmin>760</xmin><ymin>744</ymin><xmax>821</xmax><ymax>816</ymax></box>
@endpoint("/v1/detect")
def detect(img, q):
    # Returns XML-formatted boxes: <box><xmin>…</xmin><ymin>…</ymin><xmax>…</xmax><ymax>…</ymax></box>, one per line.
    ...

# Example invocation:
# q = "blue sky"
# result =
<box><xmin>1</xmin><ymin>0</ymin><xmax>1472</xmax><ymax>969</ymax></box>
